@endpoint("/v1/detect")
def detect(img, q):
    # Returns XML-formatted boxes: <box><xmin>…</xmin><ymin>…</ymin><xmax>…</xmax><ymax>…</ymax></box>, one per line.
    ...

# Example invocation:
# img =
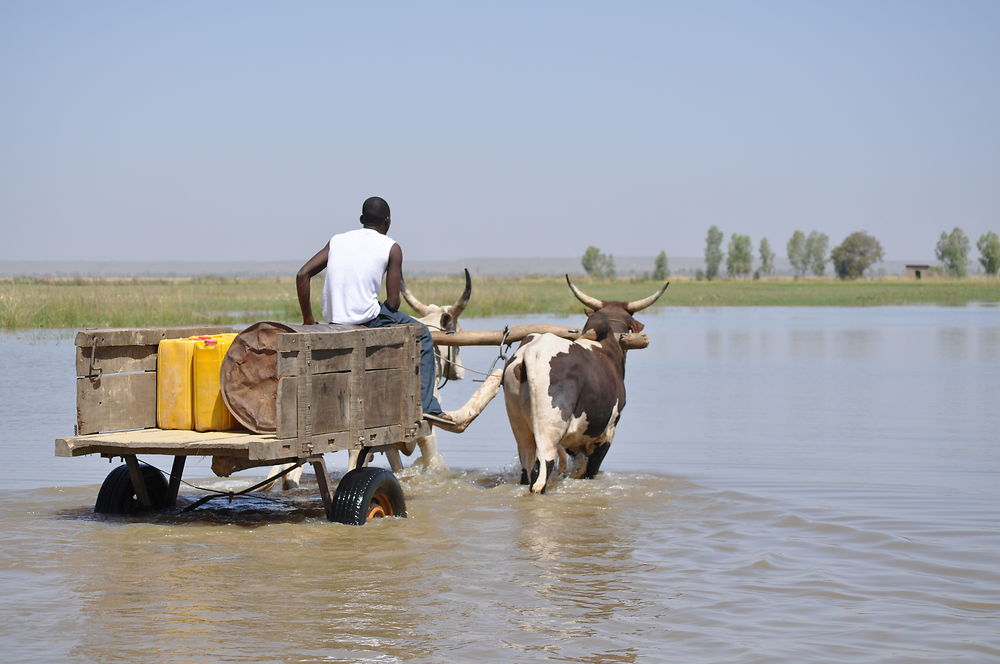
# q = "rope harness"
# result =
<box><xmin>425</xmin><ymin>324</ymin><xmax>513</xmax><ymax>386</ymax></box>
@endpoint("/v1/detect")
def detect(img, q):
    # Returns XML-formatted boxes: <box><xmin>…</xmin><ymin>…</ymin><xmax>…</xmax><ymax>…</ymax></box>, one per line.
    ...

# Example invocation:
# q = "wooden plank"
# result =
<box><xmin>76</xmin><ymin>372</ymin><xmax>157</xmax><ymax>435</ymax></box>
<box><xmin>348</xmin><ymin>333</ymin><xmax>365</xmax><ymax>447</ymax></box>
<box><xmin>277</xmin><ymin>331</ymin><xmax>349</xmax><ymax>352</ymax></box>
<box><xmin>75</xmin><ymin>326</ymin><xmax>235</xmax><ymax>348</ymax></box>
<box><xmin>298</xmin><ymin>338</ymin><xmax>313</xmax><ymax>442</ymax></box>
<box><xmin>310</xmin><ymin>373</ymin><xmax>351</xmax><ymax>435</ymax></box>
<box><xmin>55</xmin><ymin>428</ymin><xmax>281</xmax><ymax>458</ymax></box>
<box><xmin>275</xmin><ymin>376</ymin><xmax>298</xmax><ymax>439</ymax></box>
<box><xmin>430</xmin><ymin>326</ymin><xmax>650</xmax><ymax>349</ymax></box>
<box><xmin>124</xmin><ymin>455</ymin><xmax>153</xmax><ymax>507</ymax></box>
<box><xmin>278</xmin><ymin>342</ymin><xmax>406</xmax><ymax>375</ymax></box>
<box><xmin>405</xmin><ymin>328</ymin><xmax>421</xmax><ymax>422</ymax></box>
<box><xmin>297</xmin><ymin>424</ymin><xmax>413</xmax><ymax>456</ymax></box>
<box><xmin>276</xmin><ymin>349</ymin><xmax>300</xmax><ymax>377</ymax></box>
<box><xmin>167</xmin><ymin>456</ymin><xmax>186</xmax><ymax>506</ymax></box>
<box><xmin>274</xmin><ymin>423</ymin><xmax>429</xmax><ymax>457</ymax></box>
<box><xmin>362</xmin><ymin>368</ymin><xmax>406</xmax><ymax>428</ymax></box>
<box><xmin>247</xmin><ymin>437</ymin><xmax>299</xmax><ymax>461</ymax></box>
<box><xmin>310</xmin><ymin>456</ymin><xmax>334</xmax><ymax>515</ymax></box>
<box><xmin>299</xmin><ymin>346</ymin><xmax>353</xmax><ymax>374</ymax></box>
<box><xmin>365</xmin><ymin>341</ymin><xmax>404</xmax><ymax>371</ymax></box>
<box><xmin>75</xmin><ymin>343</ymin><xmax>158</xmax><ymax>377</ymax></box>
<box><xmin>276</xmin><ymin>325</ymin><xmax>412</xmax><ymax>353</ymax></box>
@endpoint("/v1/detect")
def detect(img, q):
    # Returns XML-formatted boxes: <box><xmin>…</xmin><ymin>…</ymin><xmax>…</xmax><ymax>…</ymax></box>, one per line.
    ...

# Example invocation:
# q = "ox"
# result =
<box><xmin>502</xmin><ymin>276</ymin><xmax>668</xmax><ymax>494</ymax></box>
<box><xmin>265</xmin><ymin>270</ymin><xmax>472</xmax><ymax>489</ymax></box>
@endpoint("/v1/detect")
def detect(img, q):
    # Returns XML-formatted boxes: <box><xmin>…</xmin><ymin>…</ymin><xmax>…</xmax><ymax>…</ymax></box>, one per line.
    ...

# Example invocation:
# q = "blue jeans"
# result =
<box><xmin>364</xmin><ymin>303</ymin><xmax>443</xmax><ymax>415</ymax></box>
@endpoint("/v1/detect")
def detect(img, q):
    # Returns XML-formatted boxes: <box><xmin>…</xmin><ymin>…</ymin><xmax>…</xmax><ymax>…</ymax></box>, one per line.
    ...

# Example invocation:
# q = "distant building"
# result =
<box><xmin>905</xmin><ymin>264</ymin><xmax>931</xmax><ymax>280</ymax></box>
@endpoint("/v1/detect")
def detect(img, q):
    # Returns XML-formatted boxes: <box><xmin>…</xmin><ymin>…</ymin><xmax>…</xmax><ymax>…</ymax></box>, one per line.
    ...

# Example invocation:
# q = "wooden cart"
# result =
<box><xmin>55</xmin><ymin>325</ymin><xmax>432</xmax><ymax>525</ymax></box>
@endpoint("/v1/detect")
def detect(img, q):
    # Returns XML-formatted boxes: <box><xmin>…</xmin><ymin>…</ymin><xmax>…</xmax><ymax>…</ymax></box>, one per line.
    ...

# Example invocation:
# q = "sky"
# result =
<box><xmin>2</xmin><ymin>1</ymin><xmax>998</xmax><ymax>264</ymax></box>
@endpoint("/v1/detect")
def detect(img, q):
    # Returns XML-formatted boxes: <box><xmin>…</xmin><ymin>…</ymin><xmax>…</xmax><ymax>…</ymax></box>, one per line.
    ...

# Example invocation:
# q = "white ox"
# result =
<box><xmin>502</xmin><ymin>276</ymin><xmax>668</xmax><ymax>494</ymax></box>
<box><xmin>265</xmin><ymin>270</ymin><xmax>472</xmax><ymax>489</ymax></box>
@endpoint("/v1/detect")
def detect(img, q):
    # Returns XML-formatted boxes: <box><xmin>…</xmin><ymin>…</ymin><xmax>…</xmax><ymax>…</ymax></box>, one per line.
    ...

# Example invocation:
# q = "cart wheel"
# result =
<box><xmin>95</xmin><ymin>463</ymin><xmax>169</xmax><ymax>514</ymax></box>
<box><xmin>329</xmin><ymin>467</ymin><xmax>406</xmax><ymax>525</ymax></box>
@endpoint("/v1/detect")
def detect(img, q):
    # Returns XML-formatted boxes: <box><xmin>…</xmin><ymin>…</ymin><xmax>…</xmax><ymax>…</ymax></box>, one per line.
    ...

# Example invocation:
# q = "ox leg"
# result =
<box><xmin>582</xmin><ymin>442</ymin><xmax>612</xmax><ymax>479</ymax></box>
<box><xmin>263</xmin><ymin>462</ymin><xmax>304</xmax><ymax>492</ymax></box>
<box><xmin>529</xmin><ymin>458</ymin><xmax>556</xmax><ymax>495</ymax></box>
<box><xmin>347</xmin><ymin>449</ymin><xmax>363</xmax><ymax>471</ymax></box>
<box><xmin>516</xmin><ymin>437</ymin><xmax>537</xmax><ymax>487</ymax></box>
<box><xmin>385</xmin><ymin>447</ymin><xmax>404</xmax><ymax>473</ymax></box>
<box><xmin>414</xmin><ymin>432</ymin><xmax>445</xmax><ymax>469</ymax></box>
<box><xmin>504</xmin><ymin>401</ymin><xmax>537</xmax><ymax>485</ymax></box>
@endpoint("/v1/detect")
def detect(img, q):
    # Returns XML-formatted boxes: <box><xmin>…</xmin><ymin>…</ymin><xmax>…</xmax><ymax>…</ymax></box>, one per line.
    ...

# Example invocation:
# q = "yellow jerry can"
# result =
<box><xmin>193</xmin><ymin>334</ymin><xmax>239</xmax><ymax>432</ymax></box>
<box><xmin>156</xmin><ymin>336</ymin><xmax>209</xmax><ymax>430</ymax></box>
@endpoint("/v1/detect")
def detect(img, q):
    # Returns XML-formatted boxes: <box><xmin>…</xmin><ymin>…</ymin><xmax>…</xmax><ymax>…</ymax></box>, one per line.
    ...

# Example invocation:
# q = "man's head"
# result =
<box><xmin>360</xmin><ymin>196</ymin><xmax>391</xmax><ymax>232</ymax></box>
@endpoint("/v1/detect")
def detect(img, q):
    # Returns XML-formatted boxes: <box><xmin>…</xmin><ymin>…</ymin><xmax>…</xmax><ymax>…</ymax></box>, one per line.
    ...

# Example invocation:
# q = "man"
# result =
<box><xmin>296</xmin><ymin>196</ymin><xmax>449</xmax><ymax>422</ymax></box>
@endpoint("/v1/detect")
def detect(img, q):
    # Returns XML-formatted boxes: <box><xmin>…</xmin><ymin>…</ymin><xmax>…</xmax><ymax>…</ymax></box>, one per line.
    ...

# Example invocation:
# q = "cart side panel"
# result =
<box><xmin>76</xmin><ymin>372</ymin><xmax>157</xmax><ymax>434</ymax></box>
<box><xmin>74</xmin><ymin>326</ymin><xmax>235</xmax><ymax>435</ymax></box>
<box><xmin>275</xmin><ymin>326</ymin><xmax>422</xmax><ymax>449</ymax></box>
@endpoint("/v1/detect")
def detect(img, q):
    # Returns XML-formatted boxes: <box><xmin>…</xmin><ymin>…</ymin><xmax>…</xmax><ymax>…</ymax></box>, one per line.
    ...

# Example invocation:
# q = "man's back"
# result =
<box><xmin>322</xmin><ymin>228</ymin><xmax>397</xmax><ymax>325</ymax></box>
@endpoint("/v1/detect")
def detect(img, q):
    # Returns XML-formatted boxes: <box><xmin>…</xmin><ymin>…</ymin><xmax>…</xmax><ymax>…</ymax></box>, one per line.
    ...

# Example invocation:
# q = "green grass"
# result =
<box><xmin>2</xmin><ymin>275</ymin><xmax>998</xmax><ymax>330</ymax></box>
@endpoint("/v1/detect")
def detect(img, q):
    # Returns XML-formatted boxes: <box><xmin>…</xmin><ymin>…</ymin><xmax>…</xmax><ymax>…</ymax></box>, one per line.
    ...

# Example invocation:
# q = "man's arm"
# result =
<box><xmin>297</xmin><ymin>243</ymin><xmax>329</xmax><ymax>324</ymax></box>
<box><xmin>384</xmin><ymin>243</ymin><xmax>403</xmax><ymax>312</ymax></box>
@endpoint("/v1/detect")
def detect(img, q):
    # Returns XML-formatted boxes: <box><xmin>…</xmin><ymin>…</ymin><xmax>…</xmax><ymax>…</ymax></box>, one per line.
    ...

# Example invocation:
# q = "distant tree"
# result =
<box><xmin>936</xmin><ymin>227</ymin><xmax>971</xmax><ymax>278</ymax></box>
<box><xmin>727</xmin><ymin>234</ymin><xmax>753</xmax><ymax>278</ymax></box>
<box><xmin>705</xmin><ymin>226</ymin><xmax>724</xmax><ymax>281</ymax></box>
<box><xmin>652</xmin><ymin>250</ymin><xmax>669</xmax><ymax>280</ymax></box>
<box><xmin>758</xmin><ymin>237</ymin><xmax>775</xmax><ymax>276</ymax></box>
<box><xmin>806</xmin><ymin>231</ymin><xmax>830</xmax><ymax>276</ymax></box>
<box><xmin>830</xmin><ymin>231</ymin><xmax>884</xmax><ymax>279</ymax></box>
<box><xmin>582</xmin><ymin>246</ymin><xmax>602</xmax><ymax>277</ymax></box>
<box><xmin>787</xmin><ymin>230</ymin><xmax>808</xmax><ymax>278</ymax></box>
<box><xmin>978</xmin><ymin>231</ymin><xmax>1000</xmax><ymax>276</ymax></box>
<box><xmin>581</xmin><ymin>246</ymin><xmax>616</xmax><ymax>279</ymax></box>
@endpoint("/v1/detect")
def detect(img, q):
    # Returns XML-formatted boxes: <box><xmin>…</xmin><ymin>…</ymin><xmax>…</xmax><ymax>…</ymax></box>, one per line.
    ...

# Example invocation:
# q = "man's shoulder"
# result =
<box><xmin>329</xmin><ymin>229</ymin><xmax>397</xmax><ymax>254</ymax></box>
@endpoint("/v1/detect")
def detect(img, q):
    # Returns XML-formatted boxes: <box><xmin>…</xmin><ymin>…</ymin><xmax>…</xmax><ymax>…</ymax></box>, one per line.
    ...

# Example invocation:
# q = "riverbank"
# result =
<box><xmin>2</xmin><ymin>276</ymin><xmax>997</xmax><ymax>329</ymax></box>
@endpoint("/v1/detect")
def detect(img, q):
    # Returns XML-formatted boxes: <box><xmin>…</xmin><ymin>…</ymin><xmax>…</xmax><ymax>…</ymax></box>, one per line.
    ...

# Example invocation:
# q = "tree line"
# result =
<box><xmin>581</xmin><ymin>228</ymin><xmax>1000</xmax><ymax>280</ymax></box>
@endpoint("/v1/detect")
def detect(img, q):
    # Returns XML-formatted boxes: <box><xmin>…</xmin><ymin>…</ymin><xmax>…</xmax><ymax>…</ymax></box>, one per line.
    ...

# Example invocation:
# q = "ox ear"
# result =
<box><xmin>627</xmin><ymin>316</ymin><xmax>645</xmax><ymax>333</ymax></box>
<box><xmin>585</xmin><ymin>309</ymin><xmax>595</xmax><ymax>317</ymax></box>
<box><xmin>439</xmin><ymin>311</ymin><xmax>454</xmax><ymax>333</ymax></box>
<box><xmin>590</xmin><ymin>318</ymin><xmax>612</xmax><ymax>341</ymax></box>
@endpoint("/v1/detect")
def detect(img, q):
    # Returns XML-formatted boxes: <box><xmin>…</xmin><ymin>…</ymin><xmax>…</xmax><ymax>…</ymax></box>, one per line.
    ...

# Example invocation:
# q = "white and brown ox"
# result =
<box><xmin>502</xmin><ymin>276</ymin><xmax>668</xmax><ymax>494</ymax></box>
<box><xmin>265</xmin><ymin>270</ymin><xmax>472</xmax><ymax>489</ymax></box>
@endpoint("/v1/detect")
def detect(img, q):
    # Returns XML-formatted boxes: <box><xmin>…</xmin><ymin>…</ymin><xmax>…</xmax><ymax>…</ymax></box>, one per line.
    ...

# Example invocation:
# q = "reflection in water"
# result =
<box><xmin>938</xmin><ymin>327</ymin><xmax>969</xmax><ymax>362</ymax></box>
<box><xmin>834</xmin><ymin>329</ymin><xmax>882</xmax><ymax>359</ymax></box>
<box><xmin>727</xmin><ymin>330</ymin><xmax>753</xmax><ymax>359</ymax></box>
<box><xmin>789</xmin><ymin>328</ymin><xmax>827</xmax><ymax>359</ymax></box>
<box><xmin>705</xmin><ymin>329</ymin><xmax>723</xmax><ymax>359</ymax></box>
<box><xmin>980</xmin><ymin>327</ymin><xmax>1000</xmax><ymax>362</ymax></box>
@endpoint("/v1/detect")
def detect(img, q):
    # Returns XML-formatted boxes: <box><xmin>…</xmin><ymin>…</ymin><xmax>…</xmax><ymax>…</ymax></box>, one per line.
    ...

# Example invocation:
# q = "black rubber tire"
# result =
<box><xmin>94</xmin><ymin>463</ymin><xmax>169</xmax><ymax>514</ymax></box>
<box><xmin>329</xmin><ymin>467</ymin><xmax>407</xmax><ymax>525</ymax></box>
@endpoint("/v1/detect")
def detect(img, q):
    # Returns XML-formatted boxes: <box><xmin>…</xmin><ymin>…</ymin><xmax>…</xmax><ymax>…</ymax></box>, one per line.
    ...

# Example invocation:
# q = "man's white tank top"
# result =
<box><xmin>321</xmin><ymin>228</ymin><xmax>397</xmax><ymax>324</ymax></box>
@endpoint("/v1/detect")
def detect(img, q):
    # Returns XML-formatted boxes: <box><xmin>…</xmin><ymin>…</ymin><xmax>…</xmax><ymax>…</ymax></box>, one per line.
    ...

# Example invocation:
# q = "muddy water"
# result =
<box><xmin>1</xmin><ymin>307</ymin><xmax>999</xmax><ymax>663</ymax></box>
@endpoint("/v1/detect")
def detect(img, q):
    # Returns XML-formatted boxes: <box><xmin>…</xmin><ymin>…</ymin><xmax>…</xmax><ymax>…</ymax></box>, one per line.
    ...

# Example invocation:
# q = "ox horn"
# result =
<box><xmin>565</xmin><ymin>274</ymin><xmax>604</xmax><ymax>311</ymax></box>
<box><xmin>625</xmin><ymin>281</ymin><xmax>670</xmax><ymax>313</ymax></box>
<box><xmin>400</xmin><ymin>277</ymin><xmax>431</xmax><ymax>316</ymax></box>
<box><xmin>450</xmin><ymin>268</ymin><xmax>472</xmax><ymax>318</ymax></box>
